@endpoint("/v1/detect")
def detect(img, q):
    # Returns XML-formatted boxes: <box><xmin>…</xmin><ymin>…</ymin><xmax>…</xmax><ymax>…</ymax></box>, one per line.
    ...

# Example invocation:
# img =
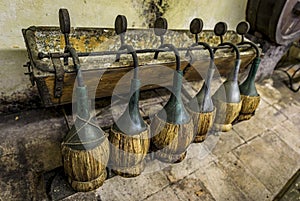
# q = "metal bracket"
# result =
<box><xmin>23</xmin><ymin>61</ymin><xmax>35</xmax><ymax>86</ymax></box>
<box><xmin>276</xmin><ymin>64</ymin><xmax>300</xmax><ymax>92</ymax></box>
<box><xmin>51</xmin><ymin>55</ymin><xmax>65</xmax><ymax>98</ymax></box>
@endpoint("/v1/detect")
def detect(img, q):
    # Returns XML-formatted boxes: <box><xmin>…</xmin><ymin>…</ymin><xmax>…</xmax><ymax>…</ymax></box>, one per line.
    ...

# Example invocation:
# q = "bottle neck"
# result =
<box><xmin>201</xmin><ymin>59</ymin><xmax>215</xmax><ymax>109</ymax></box>
<box><xmin>203</xmin><ymin>59</ymin><xmax>215</xmax><ymax>94</ymax></box>
<box><xmin>227</xmin><ymin>59</ymin><xmax>241</xmax><ymax>82</ymax></box>
<box><xmin>129</xmin><ymin>78</ymin><xmax>141</xmax><ymax>112</ymax></box>
<box><xmin>246</xmin><ymin>57</ymin><xmax>260</xmax><ymax>82</ymax></box>
<box><xmin>173</xmin><ymin>70</ymin><xmax>183</xmax><ymax>99</ymax></box>
<box><xmin>239</xmin><ymin>57</ymin><xmax>260</xmax><ymax>96</ymax></box>
<box><xmin>158</xmin><ymin>69</ymin><xmax>190</xmax><ymax>124</ymax></box>
<box><xmin>76</xmin><ymin>86</ymin><xmax>90</xmax><ymax>120</ymax></box>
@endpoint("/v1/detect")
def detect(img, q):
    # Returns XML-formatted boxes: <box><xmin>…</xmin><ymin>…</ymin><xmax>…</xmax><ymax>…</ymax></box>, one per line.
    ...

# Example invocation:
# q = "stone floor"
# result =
<box><xmin>93</xmin><ymin>72</ymin><xmax>300</xmax><ymax>201</ymax></box>
<box><xmin>0</xmin><ymin>70</ymin><xmax>299</xmax><ymax>201</ymax></box>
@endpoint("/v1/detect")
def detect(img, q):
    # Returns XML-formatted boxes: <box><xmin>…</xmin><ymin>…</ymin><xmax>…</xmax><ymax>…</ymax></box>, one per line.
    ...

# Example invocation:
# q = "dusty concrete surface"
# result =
<box><xmin>0</xmin><ymin>69</ymin><xmax>299</xmax><ymax>200</ymax></box>
<box><xmin>0</xmin><ymin>109</ymin><xmax>67</xmax><ymax>201</ymax></box>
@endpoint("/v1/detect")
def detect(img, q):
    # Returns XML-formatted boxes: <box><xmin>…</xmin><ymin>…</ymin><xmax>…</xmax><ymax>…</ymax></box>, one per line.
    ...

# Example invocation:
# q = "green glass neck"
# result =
<box><xmin>189</xmin><ymin>59</ymin><xmax>215</xmax><ymax>112</ymax></box>
<box><xmin>158</xmin><ymin>70</ymin><xmax>190</xmax><ymax>124</ymax></box>
<box><xmin>239</xmin><ymin>57</ymin><xmax>261</xmax><ymax>96</ymax></box>
<box><xmin>113</xmin><ymin>78</ymin><xmax>147</xmax><ymax>135</ymax></box>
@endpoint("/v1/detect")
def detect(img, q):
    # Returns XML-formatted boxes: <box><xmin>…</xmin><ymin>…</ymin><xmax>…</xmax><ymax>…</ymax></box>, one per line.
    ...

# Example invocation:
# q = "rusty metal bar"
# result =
<box><xmin>38</xmin><ymin>44</ymin><xmax>253</xmax><ymax>60</ymax></box>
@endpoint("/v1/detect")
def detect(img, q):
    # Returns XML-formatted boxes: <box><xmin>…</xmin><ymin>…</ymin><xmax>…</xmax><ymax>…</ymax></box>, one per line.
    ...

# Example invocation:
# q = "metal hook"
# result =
<box><xmin>215</xmin><ymin>42</ymin><xmax>240</xmax><ymax>60</ymax></box>
<box><xmin>156</xmin><ymin>44</ymin><xmax>181</xmax><ymax>71</ymax></box>
<box><xmin>184</xmin><ymin>42</ymin><xmax>214</xmax><ymax>75</ymax></box>
<box><xmin>214</xmin><ymin>22</ymin><xmax>227</xmax><ymax>45</ymax></box>
<box><xmin>182</xmin><ymin>18</ymin><xmax>214</xmax><ymax>76</ymax></box>
<box><xmin>184</xmin><ymin>18</ymin><xmax>214</xmax><ymax>75</ymax></box>
<box><xmin>236</xmin><ymin>21</ymin><xmax>249</xmax><ymax>43</ymax></box>
<box><xmin>213</xmin><ymin>21</ymin><xmax>240</xmax><ymax>60</ymax></box>
<box><xmin>152</xmin><ymin>18</ymin><xmax>181</xmax><ymax>71</ymax></box>
<box><xmin>58</xmin><ymin>9</ymin><xmax>83</xmax><ymax>87</ymax></box>
<box><xmin>115</xmin><ymin>15</ymin><xmax>127</xmax><ymax>46</ymax></box>
<box><xmin>186</xmin><ymin>40</ymin><xmax>214</xmax><ymax>63</ymax></box>
<box><xmin>154</xmin><ymin>17</ymin><xmax>167</xmax><ymax>45</ymax></box>
<box><xmin>190</xmin><ymin>18</ymin><xmax>203</xmax><ymax>44</ymax></box>
<box><xmin>114</xmin><ymin>15</ymin><xmax>139</xmax><ymax>79</ymax></box>
<box><xmin>118</xmin><ymin>44</ymin><xmax>139</xmax><ymax>79</ymax></box>
<box><xmin>115</xmin><ymin>15</ymin><xmax>128</xmax><ymax>62</ymax></box>
<box><xmin>59</xmin><ymin>8</ymin><xmax>71</xmax><ymax>66</ymax></box>
<box><xmin>67</xmin><ymin>46</ymin><xmax>84</xmax><ymax>87</ymax></box>
<box><xmin>153</xmin><ymin>17</ymin><xmax>170</xmax><ymax>60</ymax></box>
<box><xmin>185</xmin><ymin>18</ymin><xmax>213</xmax><ymax>61</ymax></box>
<box><xmin>236</xmin><ymin>21</ymin><xmax>260</xmax><ymax>57</ymax></box>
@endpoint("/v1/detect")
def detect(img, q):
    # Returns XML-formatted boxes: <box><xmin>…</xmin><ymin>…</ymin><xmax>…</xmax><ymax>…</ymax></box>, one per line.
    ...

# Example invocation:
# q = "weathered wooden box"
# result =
<box><xmin>22</xmin><ymin>26</ymin><xmax>257</xmax><ymax>107</ymax></box>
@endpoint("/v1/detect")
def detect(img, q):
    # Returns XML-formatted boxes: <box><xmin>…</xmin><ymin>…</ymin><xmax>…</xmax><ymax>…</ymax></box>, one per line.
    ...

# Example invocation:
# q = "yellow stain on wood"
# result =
<box><xmin>59</xmin><ymin>35</ymin><xmax>106</xmax><ymax>52</ymax></box>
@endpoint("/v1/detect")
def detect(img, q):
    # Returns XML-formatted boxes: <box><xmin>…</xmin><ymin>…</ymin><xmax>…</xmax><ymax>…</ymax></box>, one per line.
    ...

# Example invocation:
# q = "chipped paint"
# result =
<box><xmin>132</xmin><ymin>0</ymin><xmax>169</xmax><ymax>27</ymax></box>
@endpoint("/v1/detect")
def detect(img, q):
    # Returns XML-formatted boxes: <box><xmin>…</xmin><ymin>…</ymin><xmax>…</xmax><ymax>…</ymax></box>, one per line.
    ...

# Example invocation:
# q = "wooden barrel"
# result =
<box><xmin>61</xmin><ymin>138</ymin><xmax>109</xmax><ymax>192</ymax></box>
<box><xmin>108</xmin><ymin>128</ymin><xmax>150</xmax><ymax>177</ymax></box>
<box><xmin>247</xmin><ymin>0</ymin><xmax>300</xmax><ymax>45</ymax></box>
<box><xmin>150</xmin><ymin>115</ymin><xmax>194</xmax><ymax>163</ymax></box>
<box><xmin>187</xmin><ymin>107</ymin><xmax>216</xmax><ymax>143</ymax></box>
<box><xmin>238</xmin><ymin>95</ymin><xmax>261</xmax><ymax>121</ymax></box>
<box><xmin>213</xmin><ymin>100</ymin><xmax>242</xmax><ymax>132</ymax></box>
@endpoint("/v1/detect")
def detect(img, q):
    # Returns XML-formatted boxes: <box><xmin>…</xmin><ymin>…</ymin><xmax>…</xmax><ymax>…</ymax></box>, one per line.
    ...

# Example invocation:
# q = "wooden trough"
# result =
<box><xmin>22</xmin><ymin>26</ymin><xmax>257</xmax><ymax>107</ymax></box>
